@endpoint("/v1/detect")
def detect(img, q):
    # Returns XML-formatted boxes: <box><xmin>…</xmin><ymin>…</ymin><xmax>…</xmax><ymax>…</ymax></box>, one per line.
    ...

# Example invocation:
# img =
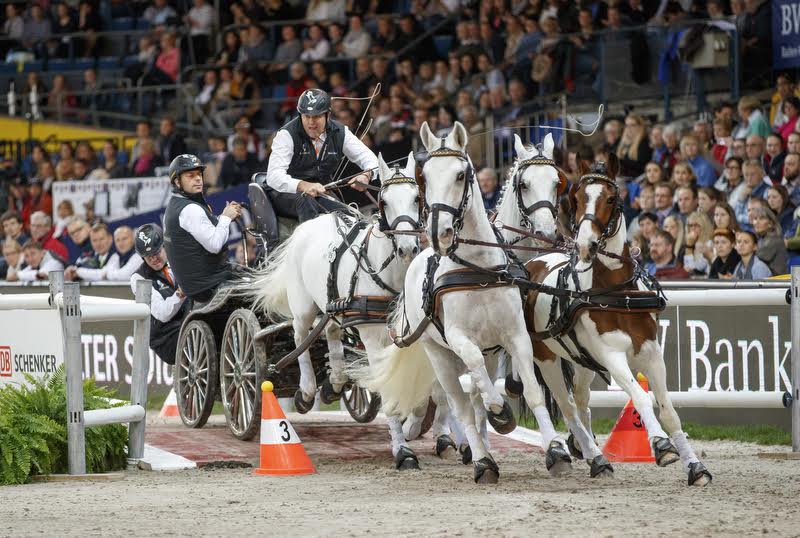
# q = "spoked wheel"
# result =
<box><xmin>220</xmin><ymin>309</ymin><xmax>265</xmax><ymax>440</ymax></box>
<box><xmin>343</xmin><ymin>381</ymin><xmax>381</xmax><ymax>423</ymax></box>
<box><xmin>175</xmin><ymin>320</ymin><xmax>218</xmax><ymax>428</ymax></box>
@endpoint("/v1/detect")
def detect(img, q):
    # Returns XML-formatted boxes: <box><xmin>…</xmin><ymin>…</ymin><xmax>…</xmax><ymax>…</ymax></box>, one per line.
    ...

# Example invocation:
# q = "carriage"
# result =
<box><xmin>171</xmin><ymin>182</ymin><xmax>382</xmax><ymax>440</ymax></box>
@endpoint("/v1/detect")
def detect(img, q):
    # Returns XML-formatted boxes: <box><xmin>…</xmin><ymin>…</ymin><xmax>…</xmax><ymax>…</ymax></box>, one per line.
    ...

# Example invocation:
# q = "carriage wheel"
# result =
<box><xmin>175</xmin><ymin>320</ymin><xmax>218</xmax><ymax>429</ymax></box>
<box><xmin>343</xmin><ymin>382</ymin><xmax>381</xmax><ymax>423</ymax></box>
<box><xmin>220</xmin><ymin>309</ymin><xmax>264</xmax><ymax>440</ymax></box>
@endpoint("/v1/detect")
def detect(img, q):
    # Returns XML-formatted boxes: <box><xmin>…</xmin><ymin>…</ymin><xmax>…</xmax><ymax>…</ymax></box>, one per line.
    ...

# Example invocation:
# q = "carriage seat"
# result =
<box><xmin>248</xmin><ymin>178</ymin><xmax>298</xmax><ymax>246</ymax></box>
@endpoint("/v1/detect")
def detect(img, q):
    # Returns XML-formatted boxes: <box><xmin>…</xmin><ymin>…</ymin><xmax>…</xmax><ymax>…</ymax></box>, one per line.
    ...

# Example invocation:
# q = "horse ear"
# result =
<box><xmin>377</xmin><ymin>152</ymin><xmax>390</xmax><ymax>184</ymax></box>
<box><xmin>543</xmin><ymin>132</ymin><xmax>555</xmax><ymax>159</ymax></box>
<box><xmin>420</xmin><ymin>121</ymin><xmax>436</xmax><ymax>152</ymax></box>
<box><xmin>404</xmin><ymin>151</ymin><xmax>416</xmax><ymax>178</ymax></box>
<box><xmin>448</xmin><ymin>121</ymin><xmax>468</xmax><ymax>151</ymax></box>
<box><xmin>577</xmin><ymin>153</ymin><xmax>591</xmax><ymax>177</ymax></box>
<box><xmin>568</xmin><ymin>182</ymin><xmax>579</xmax><ymax>214</ymax></box>
<box><xmin>514</xmin><ymin>134</ymin><xmax>528</xmax><ymax>160</ymax></box>
<box><xmin>606</xmin><ymin>152</ymin><xmax>620</xmax><ymax>178</ymax></box>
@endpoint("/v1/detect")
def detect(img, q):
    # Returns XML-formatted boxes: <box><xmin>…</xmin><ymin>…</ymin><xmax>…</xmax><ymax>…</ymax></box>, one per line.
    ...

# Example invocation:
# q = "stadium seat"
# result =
<box><xmin>74</xmin><ymin>58</ymin><xmax>95</xmax><ymax>70</ymax></box>
<box><xmin>433</xmin><ymin>35</ymin><xmax>453</xmax><ymax>59</ymax></box>
<box><xmin>46</xmin><ymin>59</ymin><xmax>72</xmax><ymax>71</ymax></box>
<box><xmin>22</xmin><ymin>61</ymin><xmax>44</xmax><ymax>72</ymax></box>
<box><xmin>98</xmin><ymin>57</ymin><xmax>120</xmax><ymax>70</ymax></box>
<box><xmin>136</xmin><ymin>19</ymin><xmax>151</xmax><ymax>30</ymax></box>
<box><xmin>272</xmin><ymin>85</ymin><xmax>287</xmax><ymax>99</ymax></box>
<box><xmin>110</xmin><ymin>17</ymin><xmax>135</xmax><ymax>32</ymax></box>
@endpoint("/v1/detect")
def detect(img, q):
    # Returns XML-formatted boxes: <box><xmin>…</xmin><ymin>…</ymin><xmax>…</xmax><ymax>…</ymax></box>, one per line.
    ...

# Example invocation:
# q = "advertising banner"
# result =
<box><xmin>0</xmin><ymin>309</ymin><xmax>63</xmax><ymax>385</ymax></box>
<box><xmin>51</xmin><ymin>177</ymin><xmax>171</xmax><ymax>222</ymax></box>
<box><xmin>773</xmin><ymin>0</ymin><xmax>800</xmax><ymax>69</ymax></box>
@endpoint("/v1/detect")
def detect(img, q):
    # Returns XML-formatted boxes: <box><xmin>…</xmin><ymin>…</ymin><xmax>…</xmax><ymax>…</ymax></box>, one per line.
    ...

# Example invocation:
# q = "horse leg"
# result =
<box><xmin>291</xmin><ymin>311</ymin><xmax>318</xmax><ymax>414</ymax></box>
<box><xmin>536</xmin><ymin>357</ymin><xmax>611</xmax><ymax>478</ymax></box>
<box><xmin>506</xmin><ymin>335</ymin><xmax>571</xmax><ymax>476</ymax></box>
<box><xmin>388</xmin><ymin>413</ymin><xmax>420</xmax><ymax>470</ymax></box>
<box><xmin>425</xmin><ymin>342</ymin><xmax>498</xmax><ymax>484</ymax></box>
<box><xmin>636</xmin><ymin>340</ymin><xmax>712</xmax><ymax>486</ymax></box>
<box><xmin>470</xmin><ymin>383</ymin><xmax>490</xmax><ymax>450</ymax></box>
<box><xmin>402</xmin><ymin>399</ymin><xmax>429</xmax><ymax>441</ymax></box>
<box><xmin>320</xmin><ymin>323</ymin><xmax>346</xmax><ymax>404</ymax></box>
<box><xmin>430</xmin><ymin>381</ymin><xmax>459</xmax><ymax>459</ymax></box>
<box><xmin>572</xmin><ymin>364</ymin><xmax>596</xmax><ymax>439</ymax></box>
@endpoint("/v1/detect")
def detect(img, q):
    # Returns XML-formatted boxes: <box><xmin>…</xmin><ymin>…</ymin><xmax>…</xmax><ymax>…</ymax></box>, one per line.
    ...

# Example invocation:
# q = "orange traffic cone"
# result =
<box><xmin>159</xmin><ymin>388</ymin><xmax>180</xmax><ymax>418</ymax></box>
<box><xmin>254</xmin><ymin>381</ymin><xmax>316</xmax><ymax>476</ymax></box>
<box><xmin>602</xmin><ymin>373</ymin><xmax>655</xmax><ymax>463</ymax></box>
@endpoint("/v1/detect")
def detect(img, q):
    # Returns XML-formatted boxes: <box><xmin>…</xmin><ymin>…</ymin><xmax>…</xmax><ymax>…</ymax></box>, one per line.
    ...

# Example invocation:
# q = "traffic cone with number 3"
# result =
<box><xmin>254</xmin><ymin>381</ymin><xmax>316</xmax><ymax>476</ymax></box>
<box><xmin>602</xmin><ymin>373</ymin><xmax>656</xmax><ymax>463</ymax></box>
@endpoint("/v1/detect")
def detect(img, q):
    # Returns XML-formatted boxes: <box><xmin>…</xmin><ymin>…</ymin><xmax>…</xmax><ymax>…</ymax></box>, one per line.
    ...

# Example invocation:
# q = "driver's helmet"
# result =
<box><xmin>135</xmin><ymin>223</ymin><xmax>164</xmax><ymax>257</ymax></box>
<box><xmin>296</xmin><ymin>88</ymin><xmax>331</xmax><ymax>116</ymax></box>
<box><xmin>169</xmin><ymin>154</ymin><xmax>206</xmax><ymax>185</ymax></box>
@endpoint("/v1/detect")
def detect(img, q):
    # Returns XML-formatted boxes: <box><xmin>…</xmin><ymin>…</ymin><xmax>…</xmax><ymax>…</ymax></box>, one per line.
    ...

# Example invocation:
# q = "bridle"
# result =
<box><xmin>424</xmin><ymin>138</ymin><xmax>475</xmax><ymax>255</ymax></box>
<box><xmin>513</xmin><ymin>144</ymin><xmax>568</xmax><ymax>229</ymax></box>
<box><xmin>571</xmin><ymin>162</ymin><xmax>624</xmax><ymax>263</ymax></box>
<box><xmin>377</xmin><ymin>166</ymin><xmax>424</xmax><ymax>234</ymax></box>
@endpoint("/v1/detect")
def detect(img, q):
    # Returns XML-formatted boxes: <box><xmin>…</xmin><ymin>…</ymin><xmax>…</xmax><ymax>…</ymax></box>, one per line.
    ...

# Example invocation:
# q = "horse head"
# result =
<box><xmin>419</xmin><ymin>120</ymin><xmax>474</xmax><ymax>255</ymax></box>
<box><xmin>570</xmin><ymin>153</ymin><xmax>623</xmax><ymax>262</ymax></box>
<box><xmin>377</xmin><ymin>151</ymin><xmax>422</xmax><ymax>262</ymax></box>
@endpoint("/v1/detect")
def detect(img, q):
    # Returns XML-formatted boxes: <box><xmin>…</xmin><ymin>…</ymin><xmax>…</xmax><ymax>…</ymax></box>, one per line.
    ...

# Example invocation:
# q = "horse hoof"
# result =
<box><xmin>567</xmin><ymin>433</ymin><xmax>584</xmax><ymax>461</ymax></box>
<box><xmin>487</xmin><ymin>401</ymin><xmax>516</xmax><ymax>434</ymax></box>
<box><xmin>293</xmin><ymin>389</ymin><xmax>314</xmax><ymax>414</ymax></box>
<box><xmin>652</xmin><ymin>437</ymin><xmax>680</xmax><ymax>467</ymax></box>
<box><xmin>688</xmin><ymin>462</ymin><xmax>712</xmax><ymax>487</ymax></box>
<box><xmin>589</xmin><ymin>455</ymin><xmax>614</xmax><ymax>478</ymax></box>
<box><xmin>546</xmin><ymin>440</ymin><xmax>572</xmax><ymax>477</ymax></box>
<box><xmin>394</xmin><ymin>446</ymin><xmax>420</xmax><ymax>471</ymax></box>
<box><xmin>435</xmin><ymin>434</ymin><xmax>457</xmax><ymax>459</ymax></box>
<box><xmin>473</xmin><ymin>457</ymin><xmax>500</xmax><ymax>484</ymax></box>
<box><xmin>319</xmin><ymin>379</ymin><xmax>342</xmax><ymax>405</ymax></box>
<box><xmin>504</xmin><ymin>374</ymin><xmax>524</xmax><ymax>399</ymax></box>
<box><xmin>459</xmin><ymin>444</ymin><xmax>472</xmax><ymax>465</ymax></box>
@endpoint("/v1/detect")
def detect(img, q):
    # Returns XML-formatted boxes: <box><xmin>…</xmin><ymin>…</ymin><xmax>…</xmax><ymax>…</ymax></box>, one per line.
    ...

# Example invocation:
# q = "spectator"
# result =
<box><xmin>54</xmin><ymin>200</ymin><xmax>74</xmax><ymax>239</ymax></box>
<box><xmin>76</xmin><ymin>0</ymin><xmax>101</xmax><ymax>57</ymax></box>
<box><xmin>645</xmin><ymin>229</ymin><xmax>690</xmax><ymax>279</ymax></box>
<box><xmin>654</xmin><ymin>182</ymin><xmax>676</xmax><ymax>224</ymax></box>
<box><xmin>634</xmin><ymin>211</ymin><xmax>659</xmax><ymax>245</ymax></box>
<box><xmin>670</xmin><ymin>162</ymin><xmax>697</xmax><ymax>191</ymax></box>
<box><xmin>215</xmin><ymin>30</ymin><xmax>242</xmax><ymax>65</ymax></box>
<box><xmin>789</xmin><ymin>132</ymin><xmax>800</xmax><ymax>155</ymax></box>
<box><xmin>143</xmin><ymin>0</ymin><xmax>178</xmax><ymax>27</ymax></box>
<box><xmin>300</xmin><ymin>24</ymin><xmax>331</xmax><ymax>62</ymax></box>
<box><xmin>203</xmin><ymin>136</ymin><xmax>228</xmax><ymax>190</ymax></box>
<box><xmin>64</xmin><ymin>218</ymin><xmax>93</xmax><ymax>265</ymax></box>
<box><xmin>675</xmin><ymin>186</ymin><xmax>698</xmax><ymax>222</ymax></box>
<box><xmin>2</xmin><ymin>4</ymin><xmax>24</xmax><ymax>50</ymax></box>
<box><xmin>770</xmin><ymin>73</ymin><xmax>800</xmax><ymax>129</ymax></box>
<box><xmin>342</xmin><ymin>15</ymin><xmax>371</xmax><ymax>58</ymax></box>
<box><xmin>735</xmin><ymin>159</ymin><xmax>770</xmax><ymax>228</ymax></box>
<box><xmin>130</xmin><ymin>121</ymin><xmax>153</xmax><ymax>168</ymax></box>
<box><xmin>680</xmin><ymin>134</ymin><xmax>716</xmax><ymax>187</ymax></box>
<box><xmin>716</xmin><ymin>156</ymin><xmax>746</xmax><ymax>207</ymax></box>
<box><xmin>663</xmin><ymin>214</ymin><xmax>686</xmax><ymax>260</ymax></box>
<box><xmin>477</xmin><ymin>168</ymin><xmax>502</xmax><ymax>211</ymax></box>
<box><xmin>96</xmin><ymin>140</ymin><xmax>126</xmax><ymax>179</ymax></box>
<box><xmin>1</xmin><ymin>211</ymin><xmax>28</xmax><ymax>246</ymax></box>
<box><xmin>34</xmin><ymin>161</ymin><xmax>56</xmax><ymax>192</ymax></box>
<box><xmin>281</xmin><ymin>62</ymin><xmax>313</xmax><ymax>119</ymax></box>
<box><xmin>186</xmin><ymin>0</ymin><xmax>214</xmax><ymax>65</ymax></box>
<box><xmin>740</xmin><ymin>0</ymin><xmax>772</xmax><ymax>89</ymax></box>
<box><xmin>698</xmin><ymin>187</ymin><xmax>719</xmax><ymax>217</ymax></box>
<box><xmin>271</xmin><ymin>25</ymin><xmax>303</xmax><ymax>71</ymax></box>
<box><xmin>766</xmin><ymin>184</ymin><xmax>796</xmax><ymax>237</ymax></box>
<box><xmin>156</xmin><ymin>117</ymin><xmax>188</xmax><ymax>164</ymax></box>
<box><xmin>78</xmin><ymin>68</ymin><xmax>109</xmax><ymax>116</ymax></box>
<box><xmin>654</xmin><ymin>123</ymin><xmax>680</xmax><ymax>170</ymax></box>
<box><xmin>241</xmin><ymin>23</ymin><xmax>274</xmax><ymax>63</ymax></box>
<box><xmin>778</xmin><ymin>97</ymin><xmax>800</xmax><ymax>143</ymax></box>
<box><xmin>65</xmin><ymin>222</ymin><xmax>116</xmax><ymax>281</ymax></box>
<box><xmin>714</xmin><ymin>201</ymin><xmax>742</xmax><ymax>234</ymax></box>
<box><xmin>16</xmin><ymin>239</ymin><xmax>64</xmax><ymax>281</ymax></box>
<box><xmin>48</xmin><ymin>75</ymin><xmax>76</xmax><ymax>118</ymax></box>
<box><xmin>68</xmin><ymin>225</ymin><xmax>141</xmax><ymax>282</ymax></box>
<box><xmin>227</xmin><ymin>115</ymin><xmax>261</xmax><ymax>157</ymax></box>
<box><xmin>734</xmin><ymin>96</ymin><xmax>771</xmax><ymax>139</ymax></box>
<box><xmin>781</xmin><ymin>152</ymin><xmax>800</xmax><ymax>205</ymax></box>
<box><xmin>0</xmin><ymin>239</ymin><xmax>23</xmax><ymax>281</ymax></box>
<box><xmin>145</xmin><ymin>32</ymin><xmax>181</xmax><ymax>85</ymax></box>
<box><xmin>23</xmin><ymin>4</ymin><xmax>52</xmax><ymax>56</ymax></box>
<box><xmin>220</xmin><ymin>137</ymin><xmax>261</xmax><ymax>188</ymax></box>
<box><xmin>683</xmin><ymin>211</ymin><xmax>714</xmax><ymax>276</ymax></box>
<box><xmin>306</xmin><ymin>0</ymin><xmax>346</xmax><ymax>21</ymax></box>
<box><xmin>751</xmin><ymin>206</ymin><xmax>788</xmax><ymax>274</ymax></box>
<box><xmin>733</xmin><ymin>230</ymin><xmax>772</xmax><ymax>278</ymax></box>
<box><xmin>28</xmin><ymin>211</ymin><xmax>68</xmax><ymax>263</ymax></box>
<box><xmin>711</xmin><ymin>117</ymin><xmax>733</xmax><ymax>164</ymax></box>
<box><xmin>709</xmin><ymin>228</ymin><xmax>741</xmax><ymax>279</ymax></box>
<box><xmin>617</xmin><ymin>113</ymin><xmax>652</xmax><ymax>177</ymax></box>
<box><xmin>132</xmin><ymin>139</ymin><xmax>164</xmax><ymax>177</ymax></box>
<box><xmin>765</xmin><ymin>133</ymin><xmax>787</xmax><ymax>182</ymax></box>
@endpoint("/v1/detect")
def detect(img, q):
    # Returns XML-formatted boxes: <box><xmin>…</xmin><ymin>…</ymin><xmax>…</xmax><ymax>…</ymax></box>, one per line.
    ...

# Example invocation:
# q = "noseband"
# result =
<box><xmin>573</xmin><ymin>164</ymin><xmax>623</xmax><ymax>254</ymax></box>
<box><xmin>514</xmin><ymin>143</ymin><xmax>568</xmax><ymax>228</ymax></box>
<box><xmin>377</xmin><ymin>167</ymin><xmax>424</xmax><ymax>233</ymax></box>
<box><xmin>424</xmin><ymin>138</ymin><xmax>475</xmax><ymax>255</ymax></box>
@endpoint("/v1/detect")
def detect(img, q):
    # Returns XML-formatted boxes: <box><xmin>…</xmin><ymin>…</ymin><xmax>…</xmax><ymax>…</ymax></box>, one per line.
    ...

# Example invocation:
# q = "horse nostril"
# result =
<box><xmin>412</xmin><ymin>245</ymin><xmax>419</xmax><ymax>255</ymax></box>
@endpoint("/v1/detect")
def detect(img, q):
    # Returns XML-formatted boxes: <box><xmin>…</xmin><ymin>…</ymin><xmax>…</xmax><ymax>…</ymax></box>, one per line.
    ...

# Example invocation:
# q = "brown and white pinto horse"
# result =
<box><xmin>524</xmin><ymin>158</ymin><xmax>713</xmax><ymax>486</ymax></box>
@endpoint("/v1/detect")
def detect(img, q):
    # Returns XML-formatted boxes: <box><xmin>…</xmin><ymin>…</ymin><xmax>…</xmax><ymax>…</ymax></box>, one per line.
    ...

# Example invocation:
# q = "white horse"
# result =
<box><xmin>525</xmin><ymin>158</ymin><xmax>712</xmax><ymax>486</ymax></box>
<box><xmin>246</xmin><ymin>152</ymin><xmax>430</xmax><ymax>469</ymax></box>
<box><xmin>359</xmin><ymin>122</ymin><xmax>571</xmax><ymax>484</ymax></box>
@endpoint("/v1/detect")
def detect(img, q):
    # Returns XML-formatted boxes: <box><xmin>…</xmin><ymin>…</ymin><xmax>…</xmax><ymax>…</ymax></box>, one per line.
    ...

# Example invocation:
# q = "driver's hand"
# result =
<box><xmin>348</xmin><ymin>173</ymin><xmax>370</xmax><ymax>192</ymax></box>
<box><xmin>297</xmin><ymin>180</ymin><xmax>326</xmax><ymax>197</ymax></box>
<box><xmin>222</xmin><ymin>201</ymin><xmax>242</xmax><ymax>220</ymax></box>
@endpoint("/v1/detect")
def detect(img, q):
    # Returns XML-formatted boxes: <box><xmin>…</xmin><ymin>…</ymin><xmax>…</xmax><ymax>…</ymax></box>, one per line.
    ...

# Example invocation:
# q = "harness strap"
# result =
<box><xmin>275</xmin><ymin>314</ymin><xmax>333</xmax><ymax>369</ymax></box>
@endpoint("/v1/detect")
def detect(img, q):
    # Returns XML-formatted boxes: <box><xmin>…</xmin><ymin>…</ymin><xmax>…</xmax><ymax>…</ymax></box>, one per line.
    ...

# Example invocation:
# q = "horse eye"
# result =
<box><xmin>607</xmin><ymin>196</ymin><xmax>615</xmax><ymax>204</ymax></box>
<box><xmin>456</xmin><ymin>172</ymin><xmax>465</xmax><ymax>182</ymax></box>
<box><xmin>519</xmin><ymin>182</ymin><xmax>528</xmax><ymax>191</ymax></box>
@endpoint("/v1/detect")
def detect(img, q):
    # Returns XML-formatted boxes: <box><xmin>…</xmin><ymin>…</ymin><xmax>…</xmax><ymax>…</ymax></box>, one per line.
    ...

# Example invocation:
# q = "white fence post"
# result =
<box><xmin>792</xmin><ymin>266</ymin><xmax>800</xmax><ymax>452</ymax></box>
<box><xmin>61</xmin><ymin>281</ymin><xmax>86</xmax><ymax>475</ymax></box>
<box><xmin>127</xmin><ymin>279</ymin><xmax>152</xmax><ymax>465</ymax></box>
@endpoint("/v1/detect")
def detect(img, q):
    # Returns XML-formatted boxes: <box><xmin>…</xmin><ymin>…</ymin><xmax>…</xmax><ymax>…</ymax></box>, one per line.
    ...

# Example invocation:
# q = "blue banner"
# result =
<box><xmin>774</xmin><ymin>0</ymin><xmax>800</xmax><ymax>69</ymax></box>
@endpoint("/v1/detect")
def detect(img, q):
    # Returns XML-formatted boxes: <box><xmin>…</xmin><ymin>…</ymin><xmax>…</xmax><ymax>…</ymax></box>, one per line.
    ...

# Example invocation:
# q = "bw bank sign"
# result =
<box><xmin>775</xmin><ymin>0</ymin><xmax>800</xmax><ymax>68</ymax></box>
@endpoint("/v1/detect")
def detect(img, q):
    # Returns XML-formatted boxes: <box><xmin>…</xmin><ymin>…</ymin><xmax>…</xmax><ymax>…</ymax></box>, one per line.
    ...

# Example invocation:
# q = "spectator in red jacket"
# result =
<box><xmin>28</xmin><ymin>210</ymin><xmax>68</xmax><ymax>263</ymax></box>
<box><xmin>20</xmin><ymin>178</ymin><xmax>52</xmax><ymax>227</ymax></box>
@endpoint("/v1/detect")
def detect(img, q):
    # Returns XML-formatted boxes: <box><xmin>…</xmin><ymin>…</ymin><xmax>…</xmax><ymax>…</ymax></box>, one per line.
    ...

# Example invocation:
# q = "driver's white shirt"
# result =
<box><xmin>265</xmin><ymin>125</ymin><xmax>378</xmax><ymax>194</ymax></box>
<box><xmin>178</xmin><ymin>203</ymin><xmax>231</xmax><ymax>254</ymax></box>
<box><xmin>130</xmin><ymin>265</ymin><xmax>185</xmax><ymax>323</ymax></box>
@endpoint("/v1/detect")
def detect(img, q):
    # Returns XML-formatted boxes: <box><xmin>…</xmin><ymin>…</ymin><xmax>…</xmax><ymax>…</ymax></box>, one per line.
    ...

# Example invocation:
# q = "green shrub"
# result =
<box><xmin>0</xmin><ymin>367</ymin><xmax>128</xmax><ymax>485</ymax></box>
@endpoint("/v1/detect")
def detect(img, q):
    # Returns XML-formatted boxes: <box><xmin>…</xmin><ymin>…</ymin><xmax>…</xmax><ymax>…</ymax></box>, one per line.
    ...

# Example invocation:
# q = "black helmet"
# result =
<box><xmin>135</xmin><ymin>223</ymin><xmax>164</xmax><ymax>257</ymax></box>
<box><xmin>168</xmin><ymin>154</ymin><xmax>205</xmax><ymax>185</ymax></box>
<box><xmin>296</xmin><ymin>89</ymin><xmax>331</xmax><ymax>116</ymax></box>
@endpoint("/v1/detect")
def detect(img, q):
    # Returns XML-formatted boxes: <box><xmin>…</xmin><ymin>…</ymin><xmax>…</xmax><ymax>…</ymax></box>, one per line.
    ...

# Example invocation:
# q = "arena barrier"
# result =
<box><xmin>0</xmin><ymin>271</ymin><xmax>152</xmax><ymax>475</ymax></box>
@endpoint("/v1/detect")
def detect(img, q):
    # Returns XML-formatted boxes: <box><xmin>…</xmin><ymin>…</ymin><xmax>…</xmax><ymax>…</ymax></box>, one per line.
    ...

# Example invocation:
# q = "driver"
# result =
<box><xmin>260</xmin><ymin>88</ymin><xmax>378</xmax><ymax>247</ymax></box>
<box><xmin>163</xmin><ymin>154</ymin><xmax>241</xmax><ymax>304</ymax></box>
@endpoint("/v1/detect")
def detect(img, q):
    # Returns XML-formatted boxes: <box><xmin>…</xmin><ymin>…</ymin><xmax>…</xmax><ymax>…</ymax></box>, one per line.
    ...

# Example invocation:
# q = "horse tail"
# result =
<box><xmin>350</xmin><ymin>293</ymin><xmax>435</xmax><ymax>417</ymax></box>
<box><xmin>240</xmin><ymin>234</ymin><xmax>296</xmax><ymax>320</ymax></box>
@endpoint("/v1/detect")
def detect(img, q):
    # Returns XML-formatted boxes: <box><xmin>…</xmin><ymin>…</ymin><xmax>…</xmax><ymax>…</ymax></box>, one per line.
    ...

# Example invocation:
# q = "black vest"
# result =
<box><xmin>283</xmin><ymin>116</ymin><xmax>347</xmax><ymax>185</ymax></box>
<box><xmin>163</xmin><ymin>191</ymin><xmax>231</xmax><ymax>300</ymax></box>
<box><xmin>135</xmin><ymin>262</ymin><xmax>190</xmax><ymax>364</ymax></box>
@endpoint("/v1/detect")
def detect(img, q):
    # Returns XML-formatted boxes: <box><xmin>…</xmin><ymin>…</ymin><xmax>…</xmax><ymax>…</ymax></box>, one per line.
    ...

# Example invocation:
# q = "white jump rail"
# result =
<box><xmin>0</xmin><ymin>272</ymin><xmax>152</xmax><ymax>475</ymax></box>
